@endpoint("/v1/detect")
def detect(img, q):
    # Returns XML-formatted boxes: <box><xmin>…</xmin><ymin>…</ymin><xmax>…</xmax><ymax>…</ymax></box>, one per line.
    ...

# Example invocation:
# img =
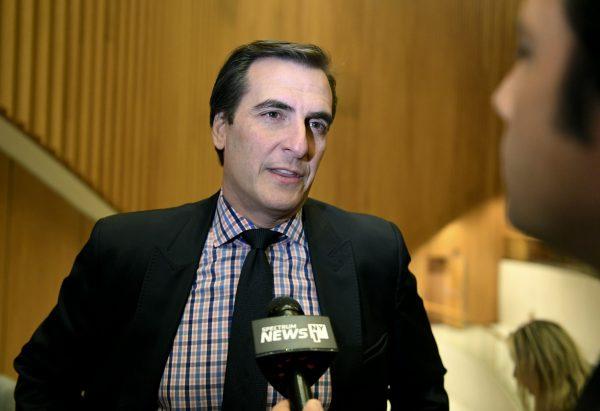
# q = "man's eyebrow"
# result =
<box><xmin>516</xmin><ymin>19</ymin><xmax>531</xmax><ymax>39</ymax></box>
<box><xmin>252</xmin><ymin>99</ymin><xmax>294</xmax><ymax>112</ymax></box>
<box><xmin>253</xmin><ymin>99</ymin><xmax>333</xmax><ymax>125</ymax></box>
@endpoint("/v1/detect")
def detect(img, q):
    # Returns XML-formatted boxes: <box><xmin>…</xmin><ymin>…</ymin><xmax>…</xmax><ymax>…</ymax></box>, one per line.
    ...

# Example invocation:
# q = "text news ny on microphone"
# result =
<box><xmin>252</xmin><ymin>296</ymin><xmax>338</xmax><ymax>411</ymax></box>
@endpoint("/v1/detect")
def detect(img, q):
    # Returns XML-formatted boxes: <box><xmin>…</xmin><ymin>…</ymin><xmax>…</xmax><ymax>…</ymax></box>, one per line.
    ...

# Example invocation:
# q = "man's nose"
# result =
<box><xmin>283</xmin><ymin>119</ymin><xmax>309</xmax><ymax>158</ymax></box>
<box><xmin>492</xmin><ymin>66</ymin><xmax>517</xmax><ymax>122</ymax></box>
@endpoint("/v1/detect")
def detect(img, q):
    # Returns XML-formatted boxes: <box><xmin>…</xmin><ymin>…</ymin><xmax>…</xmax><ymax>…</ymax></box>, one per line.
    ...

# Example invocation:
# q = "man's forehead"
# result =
<box><xmin>518</xmin><ymin>0</ymin><xmax>571</xmax><ymax>41</ymax></box>
<box><xmin>247</xmin><ymin>57</ymin><xmax>325</xmax><ymax>79</ymax></box>
<box><xmin>244</xmin><ymin>58</ymin><xmax>332</xmax><ymax>107</ymax></box>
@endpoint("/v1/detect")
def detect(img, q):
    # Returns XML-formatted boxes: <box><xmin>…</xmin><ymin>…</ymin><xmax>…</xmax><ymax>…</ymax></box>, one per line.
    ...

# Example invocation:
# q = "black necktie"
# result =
<box><xmin>222</xmin><ymin>228</ymin><xmax>282</xmax><ymax>410</ymax></box>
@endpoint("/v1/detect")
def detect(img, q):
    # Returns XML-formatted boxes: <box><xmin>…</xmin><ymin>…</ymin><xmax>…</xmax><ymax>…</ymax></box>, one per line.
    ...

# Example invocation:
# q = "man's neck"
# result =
<box><xmin>247</xmin><ymin>212</ymin><xmax>295</xmax><ymax>229</ymax></box>
<box><xmin>220</xmin><ymin>191</ymin><xmax>302</xmax><ymax>229</ymax></box>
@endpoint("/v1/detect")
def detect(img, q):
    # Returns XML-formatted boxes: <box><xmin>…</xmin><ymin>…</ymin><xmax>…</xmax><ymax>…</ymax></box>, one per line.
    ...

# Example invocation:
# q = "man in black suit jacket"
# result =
<box><xmin>14</xmin><ymin>41</ymin><xmax>448</xmax><ymax>410</ymax></box>
<box><xmin>492</xmin><ymin>1</ymin><xmax>600</xmax><ymax>410</ymax></box>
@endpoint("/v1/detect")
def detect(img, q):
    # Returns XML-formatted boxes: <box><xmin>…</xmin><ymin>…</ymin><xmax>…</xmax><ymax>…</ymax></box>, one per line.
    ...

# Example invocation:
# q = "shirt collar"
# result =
<box><xmin>212</xmin><ymin>192</ymin><xmax>304</xmax><ymax>247</ymax></box>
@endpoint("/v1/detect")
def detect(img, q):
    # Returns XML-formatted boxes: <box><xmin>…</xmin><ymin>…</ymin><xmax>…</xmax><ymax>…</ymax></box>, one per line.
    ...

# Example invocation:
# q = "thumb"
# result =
<box><xmin>303</xmin><ymin>399</ymin><xmax>324</xmax><ymax>411</ymax></box>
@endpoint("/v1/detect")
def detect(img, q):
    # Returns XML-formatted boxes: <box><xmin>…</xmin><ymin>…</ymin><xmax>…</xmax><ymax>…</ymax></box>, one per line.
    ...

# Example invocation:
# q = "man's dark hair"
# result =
<box><xmin>560</xmin><ymin>0</ymin><xmax>600</xmax><ymax>143</ymax></box>
<box><xmin>209</xmin><ymin>40</ymin><xmax>337</xmax><ymax>165</ymax></box>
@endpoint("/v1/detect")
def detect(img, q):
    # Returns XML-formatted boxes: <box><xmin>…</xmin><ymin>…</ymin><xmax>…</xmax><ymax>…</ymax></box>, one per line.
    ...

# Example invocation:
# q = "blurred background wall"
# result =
<box><xmin>2</xmin><ymin>3</ymin><xmax>597</xmax><ymax>409</ymax></box>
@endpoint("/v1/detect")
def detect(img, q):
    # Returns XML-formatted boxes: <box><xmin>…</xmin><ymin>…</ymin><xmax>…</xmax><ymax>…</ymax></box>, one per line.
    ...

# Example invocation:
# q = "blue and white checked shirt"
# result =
<box><xmin>157</xmin><ymin>193</ymin><xmax>332</xmax><ymax>409</ymax></box>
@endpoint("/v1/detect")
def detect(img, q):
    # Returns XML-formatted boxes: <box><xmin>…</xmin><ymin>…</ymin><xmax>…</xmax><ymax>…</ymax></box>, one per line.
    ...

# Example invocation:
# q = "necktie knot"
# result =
<box><xmin>241</xmin><ymin>228</ymin><xmax>282</xmax><ymax>250</ymax></box>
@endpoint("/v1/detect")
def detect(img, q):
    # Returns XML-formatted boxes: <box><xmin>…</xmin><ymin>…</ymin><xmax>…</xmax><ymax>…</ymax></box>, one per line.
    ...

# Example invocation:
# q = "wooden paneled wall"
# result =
<box><xmin>0</xmin><ymin>153</ymin><xmax>9</xmax><ymax>375</ymax></box>
<box><xmin>0</xmin><ymin>0</ymin><xmax>154</xmax><ymax>211</ymax></box>
<box><xmin>0</xmin><ymin>0</ymin><xmax>520</xmax><ymax>248</ymax></box>
<box><xmin>412</xmin><ymin>197</ymin><xmax>507</xmax><ymax>324</ymax></box>
<box><xmin>0</xmin><ymin>151</ymin><xmax>94</xmax><ymax>378</ymax></box>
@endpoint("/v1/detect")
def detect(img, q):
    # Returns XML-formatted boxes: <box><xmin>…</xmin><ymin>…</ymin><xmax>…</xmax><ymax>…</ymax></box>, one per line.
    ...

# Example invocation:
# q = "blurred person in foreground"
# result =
<box><xmin>509</xmin><ymin>320</ymin><xmax>590</xmax><ymax>411</ymax></box>
<box><xmin>493</xmin><ymin>0</ymin><xmax>600</xmax><ymax>410</ymax></box>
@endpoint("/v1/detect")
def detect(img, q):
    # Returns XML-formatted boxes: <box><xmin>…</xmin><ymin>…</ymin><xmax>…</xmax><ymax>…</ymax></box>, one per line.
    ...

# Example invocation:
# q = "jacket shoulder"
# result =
<box><xmin>99</xmin><ymin>201</ymin><xmax>199</xmax><ymax>232</ymax></box>
<box><xmin>305</xmin><ymin>198</ymin><xmax>401</xmax><ymax>243</ymax></box>
<box><xmin>92</xmin><ymin>196</ymin><xmax>216</xmax><ymax>254</ymax></box>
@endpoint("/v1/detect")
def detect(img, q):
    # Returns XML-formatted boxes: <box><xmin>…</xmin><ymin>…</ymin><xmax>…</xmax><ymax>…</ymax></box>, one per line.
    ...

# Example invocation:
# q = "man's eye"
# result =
<box><xmin>516</xmin><ymin>42</ymin><xmax>532</xmax><ymax>59</ymax></box>
<box><xmin>309</xmin><ymin>121</ymin><xmax>328</xmax><ymax>134</ymax></box>
<box><xmin>264</xmin><ymin>111</ymin><xmax>281</xmax><ymax>119</ymax></box>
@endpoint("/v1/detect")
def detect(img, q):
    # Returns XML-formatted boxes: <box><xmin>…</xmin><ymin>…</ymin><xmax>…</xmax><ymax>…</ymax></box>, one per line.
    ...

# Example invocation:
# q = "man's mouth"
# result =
<box><xmin>269</xmin><ymin>168</ymin><xmax>304</xmax><ymax>179</ymax></box>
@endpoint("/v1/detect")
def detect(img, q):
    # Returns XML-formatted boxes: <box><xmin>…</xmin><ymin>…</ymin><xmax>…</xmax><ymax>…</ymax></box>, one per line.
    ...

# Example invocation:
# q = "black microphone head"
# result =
<box><xmin>253</xmin><ymin>296</ymin><xmax>337</xmax><ymax>400</ymax></box>
<box><xmin>267</xmin><ymin>296</ymin><xmax>304</xmax><ymax>317</ymax></box>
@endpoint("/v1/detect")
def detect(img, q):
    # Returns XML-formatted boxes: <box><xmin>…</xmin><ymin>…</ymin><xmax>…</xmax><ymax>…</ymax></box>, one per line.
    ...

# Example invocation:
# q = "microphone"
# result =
<box><xmin>252</xmin><ymin>296</ymin><xmax>338</xmax><ymax>411</ymax></box>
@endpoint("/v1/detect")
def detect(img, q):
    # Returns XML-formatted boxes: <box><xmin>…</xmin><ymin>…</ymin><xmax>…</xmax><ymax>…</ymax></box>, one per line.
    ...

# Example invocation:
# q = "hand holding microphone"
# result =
<box><xmin>252</xmin><ymin>296</ymin><xmax>338</xmax><ymax>411</ymax></box>
<box><xmin>273</xmin><ymin>399</ymin><xmax>324</xmax><ymax>411</ymax></box>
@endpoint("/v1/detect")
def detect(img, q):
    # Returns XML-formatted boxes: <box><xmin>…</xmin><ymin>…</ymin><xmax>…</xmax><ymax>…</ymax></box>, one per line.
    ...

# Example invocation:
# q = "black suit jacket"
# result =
<box><xmin>14</xmin><ymin>193</ymin><xmax>448</xmax><ymax>410</ymax></box>
<box><xmin>575</xmin><ymin>364</ymin><xmax>600</xmax><ymax>411</ymax></box>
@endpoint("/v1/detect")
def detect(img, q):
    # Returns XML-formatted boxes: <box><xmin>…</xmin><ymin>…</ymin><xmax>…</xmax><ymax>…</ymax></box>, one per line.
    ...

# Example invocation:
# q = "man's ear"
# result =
<box><xmin>212</xmin><ymin>112</ymin><xmax>228</xmax><ymax>150</ymax></box>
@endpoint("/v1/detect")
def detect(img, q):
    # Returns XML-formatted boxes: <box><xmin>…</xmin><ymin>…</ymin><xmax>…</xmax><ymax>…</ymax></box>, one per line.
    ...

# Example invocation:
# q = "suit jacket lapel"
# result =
<box><xmin>303</xmin><ymin>200</ymin><xmax>362</xmax><ymax>406</ymax></box>
<box><xmin>118</xmin><ymin>193</ymin><xmax>219</xmax><ymax>409</ymax></box>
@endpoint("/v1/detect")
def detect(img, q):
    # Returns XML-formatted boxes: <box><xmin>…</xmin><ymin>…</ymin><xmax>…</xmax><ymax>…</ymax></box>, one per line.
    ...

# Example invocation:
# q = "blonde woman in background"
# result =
<box><xmin>509</xmin><ymin>320</ymin><xmax>590</xmax><ymax>411</ymax></box>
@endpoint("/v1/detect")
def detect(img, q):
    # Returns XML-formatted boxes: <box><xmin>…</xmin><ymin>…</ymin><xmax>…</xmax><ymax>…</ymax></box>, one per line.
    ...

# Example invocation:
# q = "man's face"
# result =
<box><xmin>212</xmin><ymin>58</ymin><xmax>333</xmax><ymax>227</ymax></box>
<box><xmin>492</xmin><ymin>0</ymin><xmax>600</xmax><ymax>246</ymax></box>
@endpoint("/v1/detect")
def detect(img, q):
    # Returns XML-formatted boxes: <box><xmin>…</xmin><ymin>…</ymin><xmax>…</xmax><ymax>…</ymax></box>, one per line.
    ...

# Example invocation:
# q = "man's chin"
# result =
<box><xmin>506</xmin><ymin>200</ymin><xmax>543</xmax><ymax>240</ymax></box>
<box><xmin>506</xmin><ymin>200</ymin><xmax>573</xmax><ymax>250</ymax></box>
<box><xmin>263</xmin><ymin>192</ymin><xmax>309</xmax><ymax>216</ymax></box>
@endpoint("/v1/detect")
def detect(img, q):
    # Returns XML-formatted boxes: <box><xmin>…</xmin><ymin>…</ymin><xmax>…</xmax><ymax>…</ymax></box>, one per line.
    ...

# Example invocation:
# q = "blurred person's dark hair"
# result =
<box><xmin>560</xmin><ymin>0</ymin><xmax>600</xmax><ymax>143</ymax></box>
<box><xmin>209</xmin><ymin>40</ymin><xmax>337</xmax><ymax>165</ymax></box>
<box><xmin>509</xmin><ymin>320</ymin><xmax>590</xmax><ymax>411</ymax></box>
